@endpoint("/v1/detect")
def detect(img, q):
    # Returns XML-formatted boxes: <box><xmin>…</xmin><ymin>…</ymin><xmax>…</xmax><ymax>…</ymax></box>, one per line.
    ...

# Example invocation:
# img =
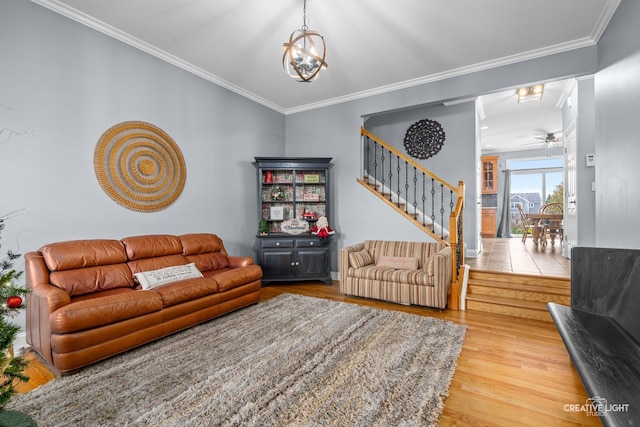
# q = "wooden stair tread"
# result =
<box><xmin>468</xmin><ymin>270</ymin><xmax>570</xmax><ymax>291</ymax></box>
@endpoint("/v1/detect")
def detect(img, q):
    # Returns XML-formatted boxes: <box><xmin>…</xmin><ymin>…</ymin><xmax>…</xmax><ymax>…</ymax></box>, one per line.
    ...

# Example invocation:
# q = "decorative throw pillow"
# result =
<box><xmin>134</xmin><ymin>263</ymin><xmax>203</xmax><ymax>290</ymax></box>
<box><xmin>349</xmin><ymin>249</ymin><xmax>374</xmax><ymax>268</ymax></box>
<box><xmin>376</xmin><ymin>256</ymin><xmax>420</xmax><ymax>270</ymax></box>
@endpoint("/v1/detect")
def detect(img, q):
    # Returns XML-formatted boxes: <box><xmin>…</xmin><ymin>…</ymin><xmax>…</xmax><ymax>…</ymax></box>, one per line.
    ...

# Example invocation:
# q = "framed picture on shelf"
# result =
<box><xmin>270</xmin><ymin>206</ymin><xmax>284</xmax><ymax>220</ymax></box>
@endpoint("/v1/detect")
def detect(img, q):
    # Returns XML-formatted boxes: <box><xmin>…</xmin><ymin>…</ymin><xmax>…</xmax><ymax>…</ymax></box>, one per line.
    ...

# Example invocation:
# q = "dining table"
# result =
<box><xmin>526</xmin><ymin>212</ymin><xmax>563</xmax><ymax>246</ymax></box>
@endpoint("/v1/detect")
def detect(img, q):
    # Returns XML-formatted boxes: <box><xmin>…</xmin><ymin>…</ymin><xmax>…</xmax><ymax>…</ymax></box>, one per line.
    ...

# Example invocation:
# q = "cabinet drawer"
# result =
<box><xmin>261</xmin><ymin>239</ymin><xmax>294</xmax><ymax>248</ymax></box>
<box><xmin>296</xmin><ymin>238</ymin><xmax>323</xmax><ymax>247</ymax></box>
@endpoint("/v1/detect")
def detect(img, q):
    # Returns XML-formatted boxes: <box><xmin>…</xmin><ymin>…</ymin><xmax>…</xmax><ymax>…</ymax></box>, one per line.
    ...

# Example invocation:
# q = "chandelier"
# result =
<box><xmin>282</xmin><ymin>0</ymin><xmax>327</xmax><ymax>82</ymax></box>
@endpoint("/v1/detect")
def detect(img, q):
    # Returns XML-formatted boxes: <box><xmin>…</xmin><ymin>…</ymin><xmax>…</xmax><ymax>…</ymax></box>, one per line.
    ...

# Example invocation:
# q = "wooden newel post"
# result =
<box><xmin>448</xmin><ymin>181</ymin><xmax>465</xmax><ymax>310</ymax></box>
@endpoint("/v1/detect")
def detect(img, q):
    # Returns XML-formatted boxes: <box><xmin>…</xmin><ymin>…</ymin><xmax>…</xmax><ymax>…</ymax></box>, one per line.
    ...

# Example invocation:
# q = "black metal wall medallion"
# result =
<box><xmin>403</xmin><ymin>119</ymin><xmax>446</xmax><ymax>160</ymax></box>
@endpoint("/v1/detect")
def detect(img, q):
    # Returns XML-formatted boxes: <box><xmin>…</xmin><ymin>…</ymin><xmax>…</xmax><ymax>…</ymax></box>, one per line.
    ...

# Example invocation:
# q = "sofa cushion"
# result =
<box><xmin>208</xmin><ymin>265</ymin><xmax>263</xmax><ymax>292</ymax></box>
<box><xmin>134</xmin><ymin>263</ymin><xmax>204</xmax><ymax>290</ymax></box>
<box><xmin>40</xmin><ymin>239</ymin><xmax>127</xmax><ymax>271</ymax></box>
<box><xmin>50</xmin><ymin>263</ymin><xmax>135</xmax><ymax>297</ymax></box>
<box><xmin>49</xmin><ymin>289</ymin><xmax>163</xmax><ymax>333</ymax></box>
<box><xmin>348</xmin><ymin>249</ymin><xmax>373</xmax><ymax>268</ymax></box>
<box><xmin>121</xmin><ymin>234</ymin><xmax>183</xmax><ymax>260</ymax></box>
<box><xmin>347</xmin><ymin>265</ymin><xmax>433</xmax><ymax>286</ymax></box>
<box><xmin>364</xmin><ymin>240</ymin><xmax>444</xmax><ymax>269</ymax></box>
<box><xmin>376</xmin><ymin>256</ymin><xmax>419</xmax><ymax>270</ymax></box>
<box><xmin>180</xmin><ymin>233</ymin><xmax>230</xmax><ymax>272</ymax></box>
<box><xmin>150</xmin><ymin>276</ymin><xmax>219</xmax><ymax>307</ymax></box>
<box><xmin>180</xmin><ymin>233</ymin><xmax>226</xmax><ymax>255</ymax></box>
<box><xmin>186</xmin><ymin>253</ymin><xmax>230</xmax><ymax>272</ymax></box>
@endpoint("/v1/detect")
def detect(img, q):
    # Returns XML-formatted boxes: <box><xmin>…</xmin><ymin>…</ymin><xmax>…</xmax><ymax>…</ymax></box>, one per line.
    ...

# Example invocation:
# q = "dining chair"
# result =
<box><xmin>540</xmin><ymin>202</ymin><xmax>563</xmax><ymax>245</ymax></box>
<box><xmin>516</xmin><ymin>204</ymin><xmax>535</xmax><ymax>243</ymax></box>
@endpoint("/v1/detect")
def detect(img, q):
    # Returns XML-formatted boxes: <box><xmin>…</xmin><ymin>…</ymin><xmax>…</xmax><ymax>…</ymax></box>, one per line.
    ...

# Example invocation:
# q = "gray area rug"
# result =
<box><xmin>9</xmin><ymin>294</ymin><xmax>466</xmax><ymax>426</ymax></box>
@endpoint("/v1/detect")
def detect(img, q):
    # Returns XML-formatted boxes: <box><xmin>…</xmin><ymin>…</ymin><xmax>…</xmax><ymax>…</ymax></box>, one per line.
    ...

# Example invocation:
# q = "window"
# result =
<box><xmin>509</xmin><ymin>157</ymin><xmax>563</xmax><ymax>205</ymax></box>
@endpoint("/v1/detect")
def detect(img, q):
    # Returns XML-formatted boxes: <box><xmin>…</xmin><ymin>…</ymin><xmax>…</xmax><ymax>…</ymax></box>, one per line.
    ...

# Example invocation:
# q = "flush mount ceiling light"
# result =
<box><xmin>516</xmin><ymin>84</ymin><xmax>544</xmax><ymax>103</ymax></box>
<box><xmin>282</xmin><ymin>0</ymin><xmax>327</xmax><ymax>82</ymax></box>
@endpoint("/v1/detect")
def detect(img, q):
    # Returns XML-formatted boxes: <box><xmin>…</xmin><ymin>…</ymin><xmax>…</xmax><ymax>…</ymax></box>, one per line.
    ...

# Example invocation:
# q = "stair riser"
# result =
<box><xmin>468</xmin><ymin>286</ymin><xmax>570</xmax><ymax>305</ymax></box>
<box><xmin>466</xmin><ymin>300</ymin><xmax>552</xmax><ymax>322</ymax></box>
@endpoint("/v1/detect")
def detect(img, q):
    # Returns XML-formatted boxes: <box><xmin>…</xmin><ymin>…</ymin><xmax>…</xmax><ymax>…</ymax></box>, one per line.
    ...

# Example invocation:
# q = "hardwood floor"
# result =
<box><xmin>17</xmin><ymin>281</ymin><xmax>598</xmax><ymax>426</ymax></box>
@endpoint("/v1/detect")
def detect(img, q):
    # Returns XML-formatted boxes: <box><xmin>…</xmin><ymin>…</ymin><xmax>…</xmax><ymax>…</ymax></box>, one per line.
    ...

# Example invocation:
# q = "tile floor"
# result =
<box><xmin>466</xmin><ymin>237</ymin><xmax>570</xmax><ymax>277</ymax></box>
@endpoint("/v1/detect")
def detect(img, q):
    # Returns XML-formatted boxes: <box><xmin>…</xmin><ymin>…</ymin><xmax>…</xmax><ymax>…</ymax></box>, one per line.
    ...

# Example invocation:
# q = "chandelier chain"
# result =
<box><xmin>302</xmin><ymin>0</ymin><xmax>308</xmax><ymax>31</ymax></box>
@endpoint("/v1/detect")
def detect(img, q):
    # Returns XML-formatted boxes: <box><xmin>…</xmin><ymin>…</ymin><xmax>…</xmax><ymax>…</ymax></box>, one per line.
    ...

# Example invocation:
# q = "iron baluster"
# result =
<box><xmin>364</xmin><ymin>136</ymin><xmax>370</xmax><ymax>180</ymax></box>
<box><xmin>422</xmin><ymin>173</ymin><xmax>426</xmax><ymax>226</ymax></box>
<box><xmin>440</xmin><ymin>184</ymin><xmax>445</xmax><ymax>239</ymax></box>
<box><xmin>389</xmin><ymin>151</ymin><xmax>393</xmax><ymax>202</ymax></box>
<box><xmin>376</xmin><ymin>142</ymin><xmax>384</xmax><ymax>192</ymax></box>
<box><xmin>396</xmin><ymin>156</ymin><xmax>401</xmax><ymax>207</ymax></box>
<box><xmin>412</xmin><ymin>167</ymin><xmax>417</xmax><ymax>217</ymax></box>
<box><xmin>430</xmin><ymin>178</ymin><xmax>436</xmax><ymax>232</ymax></box>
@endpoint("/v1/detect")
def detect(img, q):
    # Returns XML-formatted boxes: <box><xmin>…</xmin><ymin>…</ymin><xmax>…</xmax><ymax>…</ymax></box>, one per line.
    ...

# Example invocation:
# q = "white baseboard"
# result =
<box><xmin>13</xmin><ymin>332</ymin><xmax>28</xmax><ymax>356</ymax></box>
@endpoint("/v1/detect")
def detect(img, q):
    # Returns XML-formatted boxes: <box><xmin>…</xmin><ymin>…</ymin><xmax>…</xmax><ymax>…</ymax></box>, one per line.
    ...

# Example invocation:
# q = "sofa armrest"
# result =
<box><xmin>228</xmin><ymin>256</ymin><xmax>254</xmax><ymax>268</ymax></box>
<box><xmin>339</xmin><ymin>243</ymin><xmax>365</xmax><ymax>283</ymax></box>
<box><xmin>425</xmin><ymin>247</ymin><xmax>452</xmax><ymax>288</ymax></box>
<box><xmin>32</xmin><ymin>283</ymin><xmax>71</xmax><ymax>313</ymax></box>
<box><xmin>26</xmin><ymin>282</ymin><xmax>71</xmax><ymax>367</ymax></box>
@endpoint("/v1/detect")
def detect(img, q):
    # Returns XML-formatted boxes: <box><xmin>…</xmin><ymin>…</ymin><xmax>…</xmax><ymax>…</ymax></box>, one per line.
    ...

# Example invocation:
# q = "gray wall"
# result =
<box><xmin>595</xmin><ymin>0</ymin><xmax>640</xmax><ymax>248</ymax></box>
<box><xmin>1</xmin><ymin>1</ymin><xmax>284</xmax><ymax>264</ymax></box>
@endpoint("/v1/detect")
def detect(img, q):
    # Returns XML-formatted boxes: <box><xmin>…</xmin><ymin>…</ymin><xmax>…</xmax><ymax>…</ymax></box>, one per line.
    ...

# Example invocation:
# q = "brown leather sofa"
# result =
<box><xmin>25</xmin><ymin>233</ymin><xmax>262</xmax><ymax>374</ymax></box>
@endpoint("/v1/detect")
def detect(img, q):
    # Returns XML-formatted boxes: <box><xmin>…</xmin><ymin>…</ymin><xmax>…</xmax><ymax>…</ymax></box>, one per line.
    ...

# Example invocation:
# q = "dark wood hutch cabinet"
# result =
<box><xmin>254</xmin><ymin>157</ymin><xmax>333</xmax><ymax>285</ymax></box>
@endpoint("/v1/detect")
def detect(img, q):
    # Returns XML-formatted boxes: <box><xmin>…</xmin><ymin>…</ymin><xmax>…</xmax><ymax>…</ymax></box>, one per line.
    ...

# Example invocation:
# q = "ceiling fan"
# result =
<box><xmin>522</xmin><ymin>131</ymin><xmax>563</xmax><ymax>148</ymax></box>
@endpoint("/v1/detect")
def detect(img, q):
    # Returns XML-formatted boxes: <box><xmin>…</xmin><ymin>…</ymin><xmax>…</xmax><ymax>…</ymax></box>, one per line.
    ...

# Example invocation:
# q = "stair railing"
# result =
<box><xmin>359</xmin><ymin>127</ymin><xmax>465</xmax><ymax>308</ymax></box>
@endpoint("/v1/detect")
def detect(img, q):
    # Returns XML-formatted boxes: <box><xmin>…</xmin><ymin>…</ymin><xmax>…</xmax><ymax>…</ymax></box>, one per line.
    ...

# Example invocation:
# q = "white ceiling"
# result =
<box><xmin>479</xmin><ymin>79</ymin><xmax>573</xmax><ymax>153</ymax></box>
<box><xmin>33</xmin><ymin>0</ymin><xmax>619</xmax><ymax>151</ymax></box>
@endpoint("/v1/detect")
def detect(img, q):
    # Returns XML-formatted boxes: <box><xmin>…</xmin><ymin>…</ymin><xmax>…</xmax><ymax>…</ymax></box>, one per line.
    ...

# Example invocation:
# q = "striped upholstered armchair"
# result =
<box><xmin>339</xmin><ymin>240</ymin><xmax>451</xmax><ymax>309</ymax></box>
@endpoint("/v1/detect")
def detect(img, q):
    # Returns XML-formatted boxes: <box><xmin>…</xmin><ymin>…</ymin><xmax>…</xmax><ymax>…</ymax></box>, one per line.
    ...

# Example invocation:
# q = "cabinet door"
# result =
<box><xmin>482</xmin><ymin>208</ymin><xmax>497</xmax><ymax>237</ymax></box>
<box><xmin>295</xmin><ymin>247</ymin><xmax>329</xmax><ymax>279</ymax></box>
<box><xmin>261</xmin><ymin>249</ymin><xmax>295</xmax><ymax>279</ymax></box>
<box><xmin>481</xmin><ymin>156</ymin><xmax>498</xmax><ymax>194</ymax></box>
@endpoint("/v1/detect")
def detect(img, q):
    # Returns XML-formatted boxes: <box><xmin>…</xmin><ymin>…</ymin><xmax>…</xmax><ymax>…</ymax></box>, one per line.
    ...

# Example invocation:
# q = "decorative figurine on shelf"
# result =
<box><xmin>258</xmin><ymin>218</ymin><xmax>269</xmax><ymax>236</ymax></box>
<box><xmin>301</xmin><ymin>211</ymin><xmax>318</xmax><ymax>221</ymax></box>
<box><xmin>310</xmin><ymin>216</ymin><xmax>335</xmax><ymax>239</ymax></box>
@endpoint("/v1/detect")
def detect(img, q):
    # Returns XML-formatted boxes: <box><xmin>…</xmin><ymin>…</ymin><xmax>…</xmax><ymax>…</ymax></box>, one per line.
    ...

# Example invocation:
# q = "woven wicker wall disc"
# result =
<box><xmin>94</xmin><ymin>121</ymin><xmax>186</xmax><ymax>212</ymax></box>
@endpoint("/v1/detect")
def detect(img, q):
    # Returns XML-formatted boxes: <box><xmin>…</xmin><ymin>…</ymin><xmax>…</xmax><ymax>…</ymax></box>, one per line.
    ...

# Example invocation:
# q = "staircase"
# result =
<box><xmin>465</xmin><ymin>270</ymin><xmax>570</xmax><ymax>322</ymax></box>
<box><xmin>357</xmin><ymin>177</ymin><xmax>450</xmax><ymax>239</ymax></box>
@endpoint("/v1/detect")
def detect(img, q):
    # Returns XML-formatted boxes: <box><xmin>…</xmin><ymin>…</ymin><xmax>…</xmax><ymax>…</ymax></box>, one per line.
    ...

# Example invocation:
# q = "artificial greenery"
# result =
<box><xmin>258</xmin><ymin>218</ymin><xmax>270</xmax><ymax>235</ymax></box>
<box><xmin>0</xmin><ymin>218</ymin><xmax>30</xmax><ymax>412</ymax></box>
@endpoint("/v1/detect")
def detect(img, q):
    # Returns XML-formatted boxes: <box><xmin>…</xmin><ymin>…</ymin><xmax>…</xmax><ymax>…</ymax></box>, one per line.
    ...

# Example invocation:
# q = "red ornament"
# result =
<box><xmin>6</xmin><ymin>296</ymin><xmax>22</xmax><ymax>309</ymax></box>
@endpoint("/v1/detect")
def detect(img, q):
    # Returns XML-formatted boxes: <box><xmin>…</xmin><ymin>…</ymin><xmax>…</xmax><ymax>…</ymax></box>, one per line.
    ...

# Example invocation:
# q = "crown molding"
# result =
<box><xmin>284</xmin><ymin>36</ymin><xmax>599</xmax><ymax>115</ymax></box>
<box><xmin>32</xmin><ymin>0</ymin><xmax>619</xmax><ymax>116</ymax></box>
<box><xmin>30</xmin><ymin>0</ymin><xmax>287</xmax><ymax>115</ymax></box>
